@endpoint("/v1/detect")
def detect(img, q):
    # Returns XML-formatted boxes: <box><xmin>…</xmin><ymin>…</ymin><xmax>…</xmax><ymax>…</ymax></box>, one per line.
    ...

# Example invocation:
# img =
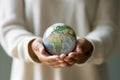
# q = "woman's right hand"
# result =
<box><xmin>31</xmin><ymin>38</ymin><xmax>68</xmax><ymax>68</ymax></box>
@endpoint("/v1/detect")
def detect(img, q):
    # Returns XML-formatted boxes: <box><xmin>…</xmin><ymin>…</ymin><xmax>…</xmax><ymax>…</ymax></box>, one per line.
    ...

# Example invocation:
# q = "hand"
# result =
<box><xmin>31</xmin><ymin>38</ymin><xmax>68</xmax><ymax>68</ymax></box>
<box><xmin>62</xmin><ymin>37</ymin><xmax>93</xmax><ymax>66</ymax></box>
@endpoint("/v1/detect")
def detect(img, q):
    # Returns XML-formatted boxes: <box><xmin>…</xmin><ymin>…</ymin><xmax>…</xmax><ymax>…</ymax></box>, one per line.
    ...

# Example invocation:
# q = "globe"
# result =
<box><xmin>43</xmin><ymin>23</ymin><xmax>77</xmax><ymax>55</ymax></box>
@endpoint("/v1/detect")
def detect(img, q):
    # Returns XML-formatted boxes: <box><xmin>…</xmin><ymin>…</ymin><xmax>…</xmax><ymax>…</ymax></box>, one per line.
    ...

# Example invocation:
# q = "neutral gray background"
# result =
<box><xmin>0</xmin><ymin>45</ymin><xmax>120</xmax><ymax>80</ymax></box>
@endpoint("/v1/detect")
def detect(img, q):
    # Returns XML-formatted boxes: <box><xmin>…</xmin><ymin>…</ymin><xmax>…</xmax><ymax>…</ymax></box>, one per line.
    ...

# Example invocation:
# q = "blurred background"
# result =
<box><xmin>0</xmin><ymin>45</ymin><xmax>120</xmax><ymax>80</ymax></box>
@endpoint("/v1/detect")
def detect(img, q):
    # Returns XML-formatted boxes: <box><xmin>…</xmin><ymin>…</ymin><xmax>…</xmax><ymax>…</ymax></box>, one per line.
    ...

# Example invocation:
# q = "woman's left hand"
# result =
<box><xmin>60</xmin><ymin>37</ymin><xmax>93</xmax><ymax>66</ymax></box>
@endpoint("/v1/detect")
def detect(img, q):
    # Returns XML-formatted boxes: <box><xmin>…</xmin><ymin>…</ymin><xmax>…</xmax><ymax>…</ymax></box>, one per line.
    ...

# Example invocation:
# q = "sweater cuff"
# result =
<box><xmin>23</xmin><ymin>36</ymin><xmax>40</xmax><ymax>63</ymax></box>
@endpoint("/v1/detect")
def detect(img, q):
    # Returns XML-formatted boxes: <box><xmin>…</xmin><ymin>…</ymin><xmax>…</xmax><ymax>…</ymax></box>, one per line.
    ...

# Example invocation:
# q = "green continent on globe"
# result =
<box><xmin>47</xmin><ymin>25</ymin><xmax>75</xmax><ymax>53</ymax></box>
<box><xmin>47</xmin><ymin>33</ymin><xmax>62</xmax><ymax>53</ymax></box>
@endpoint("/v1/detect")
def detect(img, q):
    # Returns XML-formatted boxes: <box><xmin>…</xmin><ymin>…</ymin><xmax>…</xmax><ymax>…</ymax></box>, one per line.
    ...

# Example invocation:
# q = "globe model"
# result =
<box><xmin>43</xmin><ymin>23</ymin><xmax>77</xmax><ymax>55</ymax></box>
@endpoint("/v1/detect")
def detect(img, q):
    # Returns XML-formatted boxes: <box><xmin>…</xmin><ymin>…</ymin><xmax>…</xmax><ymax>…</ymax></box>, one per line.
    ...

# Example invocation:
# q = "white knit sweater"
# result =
<box><xmin>0</xmin><ymin>0</ymin><xmax>119</xmax><ymax>80</ymax></box>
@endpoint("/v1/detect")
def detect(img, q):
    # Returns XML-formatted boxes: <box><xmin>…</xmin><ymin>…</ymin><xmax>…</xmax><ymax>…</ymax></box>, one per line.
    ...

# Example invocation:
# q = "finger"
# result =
<box><xmin>60</xmin><ymin>54</ymin><xmax>67</xmax><ymax>61</ymax></box>
<box><xmin>51</xmin><ymin>61</ymin><xmax>68</xmax><ymax>68</ymax></box>
<box><xmin>68</xmin><ymin>52</ymin><xmax>81</xmax><ymax>59</ymax></box>
<box><xmin>42</xmin><ymin>55</ymin><xmax>64</xmax><ymax>66</ymax></box>
<box><xmin>38</xmin><ymin>47</ymin><xmax>47</xmax><ymax>55</ymax></box>
<box><xmin>37</xmin><ymin>49</ymin><xmax>66</xmax><ymax>67</ymax></box>
<box><xmin>64</xmin><ymin>56</ymin><xmax>75</xmax><ymax>65</ymax></box>
<box><xmin>45</xmin><ymin>59</ymin><xmax>68</xmax><ymax>68</ymax></box>
<box><xmin>34</xmin><ymin>47</ymin><xmax>46</xmax><ymax>59</ymax></box>
<box><xmin>46</xmin><ymin>55</ymin><xmax>61</xmax><ymax>63</ymax></box>
<box><xmin>67</xmin><ymin>52</ymin><xmax>83</xmax><ymax>64</ymax></box>
<box><xmin>45</xmin><ymin>55</ymin><xmax>68</xmax><ymax>68</ymax></box>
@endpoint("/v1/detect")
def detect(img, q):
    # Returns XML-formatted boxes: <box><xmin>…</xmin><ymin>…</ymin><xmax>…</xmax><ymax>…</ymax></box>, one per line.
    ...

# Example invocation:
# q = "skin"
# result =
<box><xmin>30</xmin><ymin>37</ymin><xmax>93</xmax><ymax>68</ymax></box>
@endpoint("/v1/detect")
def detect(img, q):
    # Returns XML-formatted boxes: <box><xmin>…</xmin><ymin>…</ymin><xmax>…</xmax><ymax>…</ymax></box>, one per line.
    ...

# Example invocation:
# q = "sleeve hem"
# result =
<box><xmin>24</xmin><ymin>36</ymin><xmax>41</xmax><ymax>63</ymax></box>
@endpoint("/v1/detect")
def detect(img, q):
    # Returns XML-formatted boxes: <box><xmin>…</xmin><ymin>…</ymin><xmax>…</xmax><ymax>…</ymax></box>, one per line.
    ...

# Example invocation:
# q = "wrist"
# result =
<box><xmin>28</xmin><ymin>39</ymin><xmax>41</xmax><ymax>63</ymax></box>
<box><xmin>76</xmin><ymin>37</ymin><xmax>93</xmax><ymax>64</ymax></box>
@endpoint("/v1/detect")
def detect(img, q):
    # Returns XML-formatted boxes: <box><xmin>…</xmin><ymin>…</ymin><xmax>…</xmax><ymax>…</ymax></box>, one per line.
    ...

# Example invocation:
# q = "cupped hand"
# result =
<box><xmin>31</xmin><ymin>38</ymin><xmax>69</xmax><ymax>68</ymax></box>
<box><xmin>62</xmin><ymin>37</ymin><xmax>93</xmax><ymax>66</ymax></box>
